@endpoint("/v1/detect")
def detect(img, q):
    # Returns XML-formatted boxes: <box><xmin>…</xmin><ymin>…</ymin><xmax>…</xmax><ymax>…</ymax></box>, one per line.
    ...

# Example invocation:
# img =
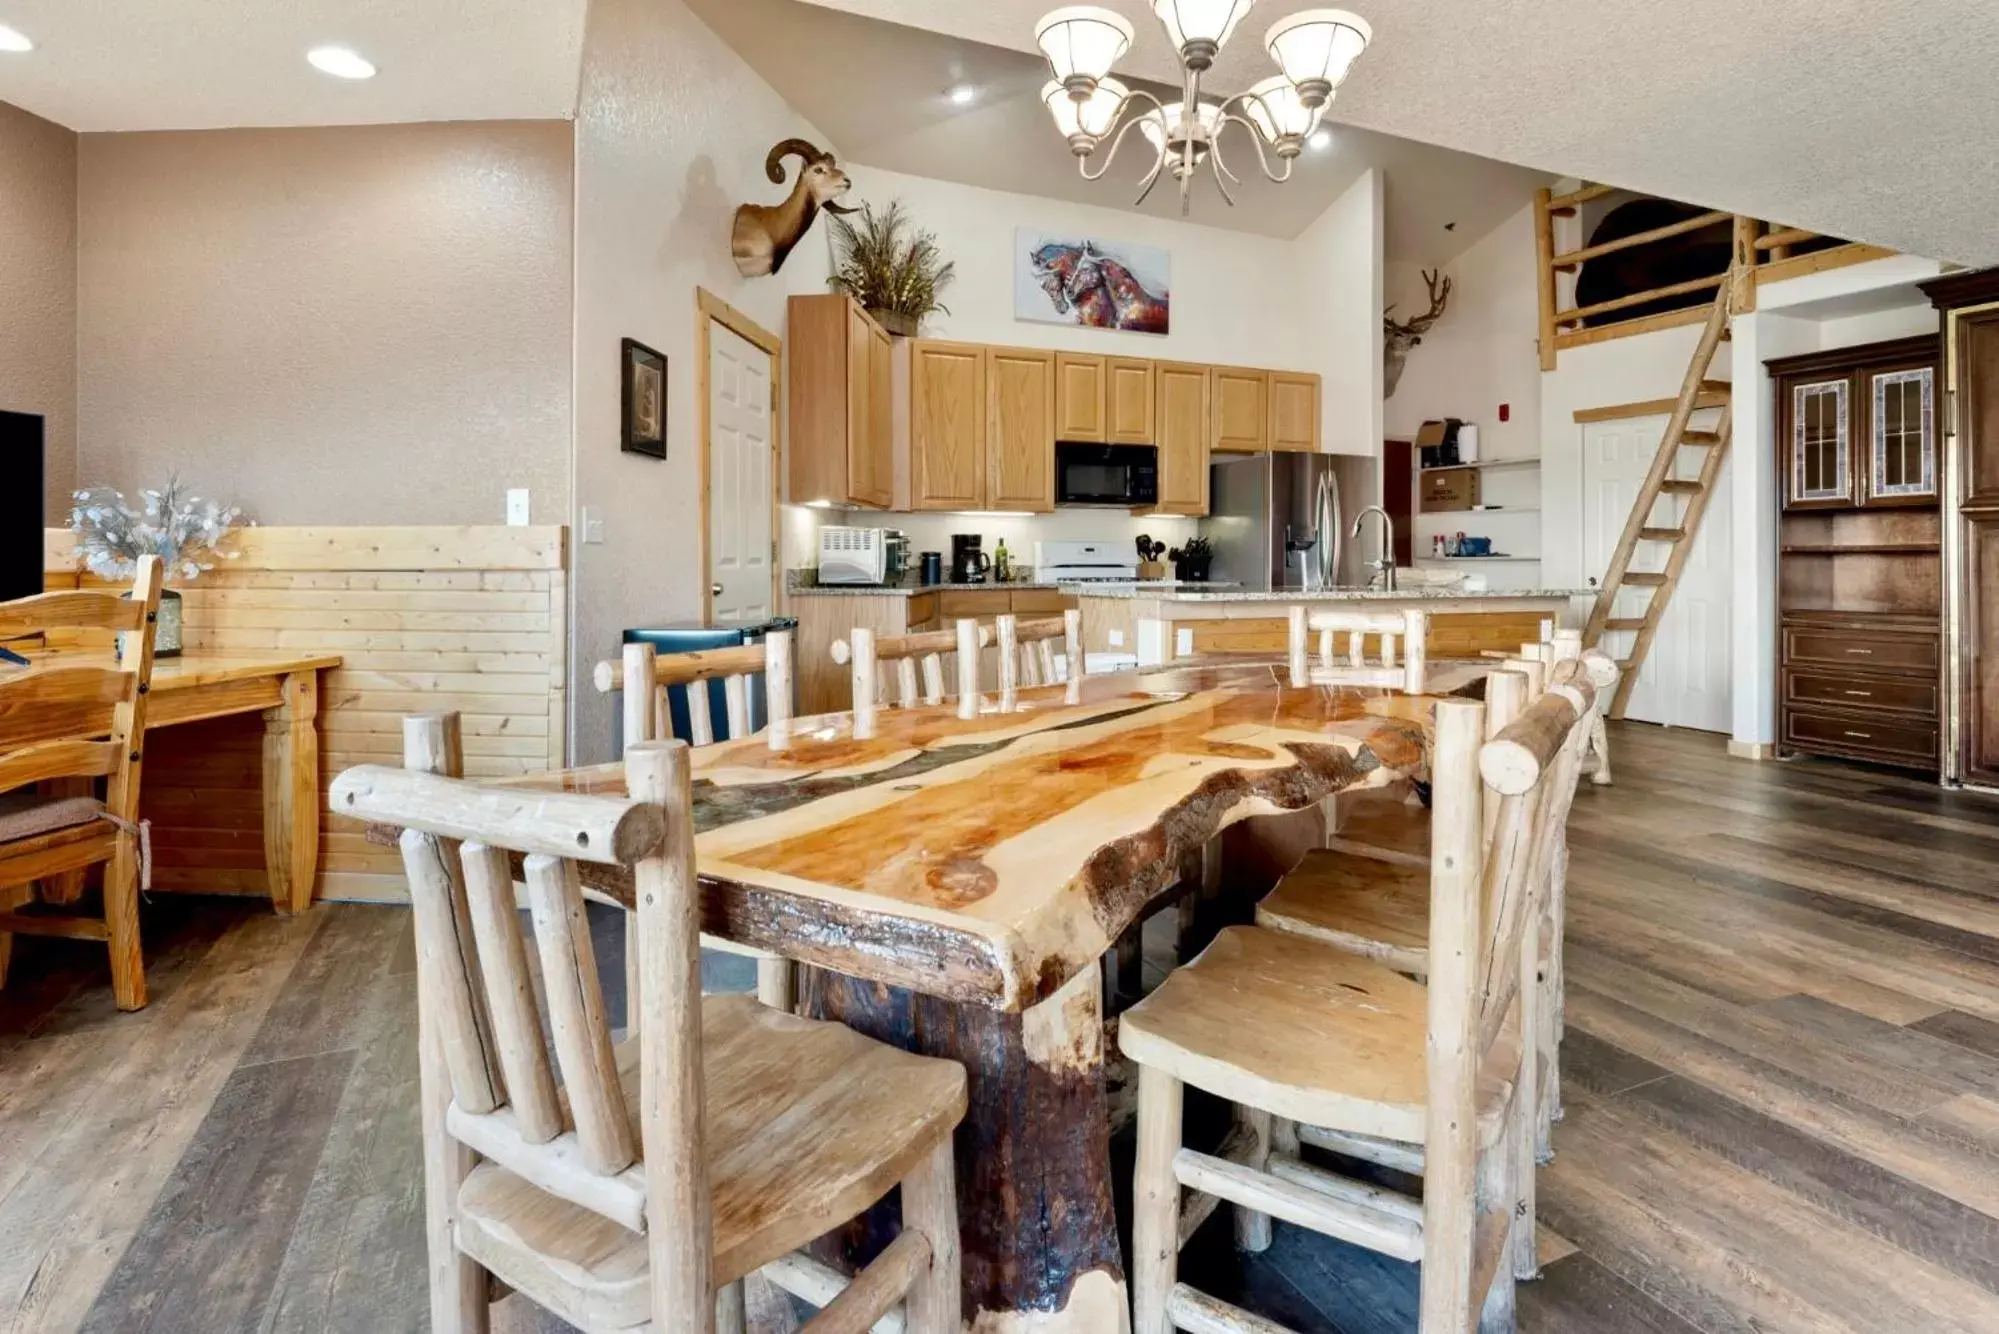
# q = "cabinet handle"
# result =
<box><xmin>1844</xmin><ymin>647</ymin><xmax>1873</xmax><ymax>654</ymax></box>
<box><xmin>1843</xmin><ymin>689</ymin><xmax>1873</xmax><ymax>697</ymax></box>
<box><xmin>1844</xmin><ymin>730</ymin><xmax>1872</xmax><ymax>739</ymax></box>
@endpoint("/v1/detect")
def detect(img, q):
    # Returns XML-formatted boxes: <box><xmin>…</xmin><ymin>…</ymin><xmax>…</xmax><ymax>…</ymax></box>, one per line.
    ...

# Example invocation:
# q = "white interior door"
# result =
<box><xmin>1581</xmin><ymin>410</ymin><xmax>1732</xmax><ymax>732</ymax></box>
<box><xmin>707</xmin><ymin>322</ymin><xmax>774</xmax><ymax>624</ymax></box>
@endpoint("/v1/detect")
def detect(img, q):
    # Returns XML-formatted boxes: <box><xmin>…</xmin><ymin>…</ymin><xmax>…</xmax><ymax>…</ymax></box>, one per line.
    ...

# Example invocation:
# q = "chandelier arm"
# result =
<box><xmin>1077</xmin><ymin>89</ymin><xmax>1167</xmax><ymax>184</ymax></box>
<box><xmin>1218</xmin><ymin>110</ymin><xmax>1295</xmax><ymax>185</ymax></box>
<box><xmin>1132</xmin><ymin>153</ymin><xmax>1168</xmax><ymax>209</ymax></box>
<box><xmin>1207</xmin><ymin>140</ymin><xmax>1238</xmax><ymax>207</ymax></box>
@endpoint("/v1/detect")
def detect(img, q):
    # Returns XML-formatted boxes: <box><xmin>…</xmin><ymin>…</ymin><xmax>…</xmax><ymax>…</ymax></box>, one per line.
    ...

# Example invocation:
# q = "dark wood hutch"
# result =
<box><xmin>1768</xmin><ymin>334</ymin><xmax>1943</xmax><ymax>773</ymax></box>
<box><xmin>1922</xmin><ymin>267</ymin><xmax>1999</xmax><ymax>789</ymax></box>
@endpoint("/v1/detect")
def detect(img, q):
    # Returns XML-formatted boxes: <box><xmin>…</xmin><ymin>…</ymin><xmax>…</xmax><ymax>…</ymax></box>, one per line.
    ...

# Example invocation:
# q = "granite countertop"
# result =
<box><xmin>1070</xmin><ymin>584</ymin><xmax>1593</xmax><ymax>602</ymax></box>
<box><xmin>787</xmin><ymin>577</ymin><xmax>1243</xmax><ymax>598</ymax></box>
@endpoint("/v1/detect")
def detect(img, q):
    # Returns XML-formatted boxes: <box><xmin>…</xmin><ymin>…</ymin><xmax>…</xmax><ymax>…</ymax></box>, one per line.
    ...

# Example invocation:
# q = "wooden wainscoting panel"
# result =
<box><xmin>45</xmin><ymin>526</ymin><xmax>568</xmax><ymax>905</ymax></box>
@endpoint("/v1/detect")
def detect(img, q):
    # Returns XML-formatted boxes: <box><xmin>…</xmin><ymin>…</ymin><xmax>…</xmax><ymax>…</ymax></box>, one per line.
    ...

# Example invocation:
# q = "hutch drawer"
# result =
<box><xmin>1783</xmin><ymin>669</ymin><xmax>1938</xmax><ymax>719</ymax></box>
<box><xmin>1784</xmin><ymin>709</ymin><xmax>1939</xmax><ymax>766</ymax></box>
<box><xmin>1783</xmin><ymin>626</ymin><xmax>1938</xmax><ymax>676</ymax></box>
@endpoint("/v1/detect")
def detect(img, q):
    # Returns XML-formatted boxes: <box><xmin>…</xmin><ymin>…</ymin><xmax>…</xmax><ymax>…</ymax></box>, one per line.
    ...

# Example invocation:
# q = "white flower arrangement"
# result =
<box><xmin>69</xmin><ymin>475</ymin><xmax>250</xmax><ymax>582</ymax></box>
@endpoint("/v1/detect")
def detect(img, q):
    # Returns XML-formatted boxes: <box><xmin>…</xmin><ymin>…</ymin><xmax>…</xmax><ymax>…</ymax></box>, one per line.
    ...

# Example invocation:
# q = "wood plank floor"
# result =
<box><xmin>4</xmin><ymin>721</ymin><xmax>1998</xmax><ymax>1331</ymax></box>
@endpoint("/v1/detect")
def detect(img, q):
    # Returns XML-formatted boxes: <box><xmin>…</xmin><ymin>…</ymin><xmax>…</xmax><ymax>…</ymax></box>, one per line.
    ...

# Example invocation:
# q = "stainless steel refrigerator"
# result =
<box><xmin>1202</xmin><ymin>452</ymin><xmax>1379</xmax><ymax>591</ymax></box>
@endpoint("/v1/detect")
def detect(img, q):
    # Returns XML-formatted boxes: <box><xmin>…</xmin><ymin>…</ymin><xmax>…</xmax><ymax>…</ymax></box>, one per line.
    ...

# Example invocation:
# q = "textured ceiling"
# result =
<box><xmin>792</xmin><ymin>0</ymin><xmax>1999</xmax><ymax>266</ymax></box>
<box><xmin>0</xmin><ymin>0</ymin><xmax>587</xmax><ymax>131</ymax></box>
<box><xmin>684</xmin><ymin>0</ymin><xmax>1551</xmax><ymax>254</ymax></box>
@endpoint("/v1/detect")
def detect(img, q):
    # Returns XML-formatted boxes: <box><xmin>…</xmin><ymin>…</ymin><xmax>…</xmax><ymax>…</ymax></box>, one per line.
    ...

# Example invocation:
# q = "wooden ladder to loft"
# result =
<box><xmin>1583</xmin><ymin>280</ymin><xmax>1735</xmax><ymax>718</ymax></box>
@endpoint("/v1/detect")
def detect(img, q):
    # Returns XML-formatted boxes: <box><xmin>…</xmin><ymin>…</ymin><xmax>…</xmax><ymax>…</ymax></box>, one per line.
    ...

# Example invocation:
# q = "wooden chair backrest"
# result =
<box><xmin>331</xmin><ymin>719</ymin><xmax>707</xmax><ymax>1309</ymax></box>
<box><xmin>993</xmin><ymin>610</ymin><xmax>1083</xmax><ymax>691</ymax></box>
<box><xmin>1285</xmin><ymin>606</ymin><xmax>1427</xmax><ymax>692</ymax></box>
<box><xmin>0</xmin><ymin>556</ymin><xmax>163</xmax><ymax>817</ymax></box>
<box><xmin>595</xmin><ymin>632</ymin><xmax>793</xmax><ymax>749</ymax></box>
<box><xmin>831</xmin><ymin>618</ymin><xmax>989</xmax><ymax>709</ymax></box>
<box><xmin>1423</xmin><ymin>659</ymin><xmax>1598</xmax><ymax>1177</ymax></box>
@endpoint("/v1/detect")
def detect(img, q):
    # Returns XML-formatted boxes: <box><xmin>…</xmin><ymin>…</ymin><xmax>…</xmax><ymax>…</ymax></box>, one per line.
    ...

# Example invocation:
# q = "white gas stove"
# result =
<box><xmin>1033</xmin><ymin>539</ymin><xmax>1138</xmax><ymax>583</ymax></box>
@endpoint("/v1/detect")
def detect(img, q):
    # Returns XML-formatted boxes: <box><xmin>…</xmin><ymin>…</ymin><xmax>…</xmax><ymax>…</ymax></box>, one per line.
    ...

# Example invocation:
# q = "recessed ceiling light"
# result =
<box><xmin>307</xmin><ymin>46</ymin><xmax>376</xmax><ymax>80</ymax></box>
<box><xmin>946</xmin><ymin>83</ymin><xmax>979</xmax><ymax>106</ymax></box>
<box><xmin>1307</xmin><ymin>128</ymin><xmax>1334</xmax><ymax>151</ymax></box>
<box><xmin>0</xmin><ymin>24</ymin><xmax>34</xmax><ymax>53</ymax></box>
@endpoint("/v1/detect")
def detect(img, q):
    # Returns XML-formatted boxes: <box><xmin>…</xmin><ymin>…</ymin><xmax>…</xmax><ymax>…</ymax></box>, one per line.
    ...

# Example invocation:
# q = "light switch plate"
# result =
<box><xmin>580</xmin><ymin>506</ymin><xmax>605</xmax><ymax>544</ymax></box>
<box><xmin>506</xmin><ymin>489</ymin><xmax>530</xmax><ymax>526</ymax></box>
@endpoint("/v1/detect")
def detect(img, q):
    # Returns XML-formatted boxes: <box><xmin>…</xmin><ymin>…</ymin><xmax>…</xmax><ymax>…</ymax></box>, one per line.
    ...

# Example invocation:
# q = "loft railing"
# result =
<box><xmin>1533</xmin><ymin>183</ymin><xmax>1895</xmax><ymax>370</ymax></box>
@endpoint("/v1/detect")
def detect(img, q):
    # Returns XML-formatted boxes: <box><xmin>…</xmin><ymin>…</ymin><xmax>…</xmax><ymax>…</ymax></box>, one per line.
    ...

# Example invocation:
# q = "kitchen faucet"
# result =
<box><xmin>1352</xmin><ymin>505</ymin><xmax>1397</xmax><ymax>592</ymax></box>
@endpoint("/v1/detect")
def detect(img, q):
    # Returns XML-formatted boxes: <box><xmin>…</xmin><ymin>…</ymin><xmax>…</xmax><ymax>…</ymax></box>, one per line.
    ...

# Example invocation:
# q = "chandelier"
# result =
<box><xmin>1034</xmin><ymin>2</ymin><xmax>1371</xmax><ymax>212</ymax></box>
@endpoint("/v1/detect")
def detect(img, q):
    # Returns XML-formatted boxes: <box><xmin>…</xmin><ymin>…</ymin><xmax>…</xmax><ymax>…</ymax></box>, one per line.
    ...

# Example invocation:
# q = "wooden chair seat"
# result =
<box><xmin>1325</xmin><ymin>790</ymin><xmax>1430</xmax><ymax>867</ymax></box>
<box><xmin>0</xmin><ymin>818</ymin><xmax>121</xmax><ymax>888</ymax></box>
<box><xmin>1256</xmin><ymin>850</ymin><xmax>1430</xmax><ymax>975</ymax></box>
<box><xmin>1120</xmin><ymin>926</ymin><xmax>1516</xmax><ymax>1149</ymax></box>
<box><xmin>455</xmin><ymin>993</ymin><xmax>966</xmax><ymax>1331</ymax></box>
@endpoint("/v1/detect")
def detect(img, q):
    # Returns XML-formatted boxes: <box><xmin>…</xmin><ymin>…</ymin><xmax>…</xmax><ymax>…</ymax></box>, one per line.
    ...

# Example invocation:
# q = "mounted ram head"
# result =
<box><xmin>731</xmin><ymin>138</ymin><xmax>857</xmax><ymax>278</ymax></box>
<box><xmin>1383</xmin><ymin>268</ymin><xmax>1451</xmax><ymax>398</ymax></box>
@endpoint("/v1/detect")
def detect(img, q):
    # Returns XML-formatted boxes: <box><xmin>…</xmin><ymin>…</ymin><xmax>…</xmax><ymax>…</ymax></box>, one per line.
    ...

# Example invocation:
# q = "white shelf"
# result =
<box><xmin>1419</xmin><ymin>458</ymin><xmax>1540</xmax><ymax>473</ymax></box>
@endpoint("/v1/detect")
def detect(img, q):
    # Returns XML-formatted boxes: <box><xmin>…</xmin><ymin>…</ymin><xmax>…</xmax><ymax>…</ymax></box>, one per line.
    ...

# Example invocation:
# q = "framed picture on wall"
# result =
<box><xmin>621</xmin><ymin>338</ymin><xmax>668</xmax><ymax>458</ymax></box>
<box><xmin>1015</xmin><ymin>229</ymin><xmax>1171</xmax><ymax>335</ymax></box>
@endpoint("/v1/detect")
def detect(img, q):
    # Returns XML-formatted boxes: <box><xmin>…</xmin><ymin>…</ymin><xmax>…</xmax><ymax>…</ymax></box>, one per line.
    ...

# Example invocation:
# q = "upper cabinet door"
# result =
<box><xmin>1267</xmin><ymin>372</ymin><xmax>1321</xmax><ymax>453</ymax></box>
<box><xmin>1107</xmin><ymin>357</ymin><xmax>1156</xmax><ymax>444</ymax></box>
<box><xmin>1864</xmin><ymin>364</ymin><xmax>1937</xmax><ymax>506</ymax></box>
<box><xmin>844</xmin><ymin>302</ymin><xmax>893</xmax><ymax>508</ymax></box>
<box><xmin>1211</xmin><ymin>367</ymin><xmax>1269</xmax><ymax>453</ymax></box>
<box><xmin>989</xmin><ymin>347</ymin><xmax>1056</xmax><ymax>512</ymax></box>
<box><xmin>1785</xmin><ymin>376</ymin><xmax>1855</xmax><ymax>510</ymax></box>
<box><xmin>1054</xmin><ymin>353</ymin><xmax>1107</xmax><ymax>443</ymax></box>
<box><xmin>910</xmin><ymin>340</ymin><xmax>988</xmax><ymax>511</ymax></box>
<box><xmin>864</xmin><ymin>320</ymin><xmax>894</xmax><ymax>509</ymax></box>
<box><xmin>1154</xmin><ymin>362</ymin><xmax>1211</xmax><ymax>516</ymax></box>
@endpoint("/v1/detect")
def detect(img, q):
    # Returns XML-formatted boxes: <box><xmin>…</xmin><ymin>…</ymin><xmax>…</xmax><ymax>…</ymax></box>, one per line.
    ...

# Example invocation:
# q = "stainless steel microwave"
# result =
<box><xmin>1056</xmin><ymin>443</ymin><xmax>1158</xmax><ymax>507</ymax></box>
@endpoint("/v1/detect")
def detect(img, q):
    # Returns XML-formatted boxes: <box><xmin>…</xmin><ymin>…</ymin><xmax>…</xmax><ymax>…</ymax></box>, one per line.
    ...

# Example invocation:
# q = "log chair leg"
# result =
<box><xmin>419</xmin><ymin>998</ymin><xmax>490</xmax><ymax>1333</ymax></box>
<box><xmin>1479</xmin><ymin>1088</ymin><xmax>1524</xmax><ymax>1330</ymax></box>
<box><xmin>715</xmin><ymin>1279</ymin><xmax>747</xmax><ymax>1334</ymax></box>
<box><xmin>104</xmin><ymin>837</ymin><xmax>147</xmax><ymax>1012</ymax></box>
<box><xmin>755</xmin><ymin>955</ymin><xmax>796</xmax><ymax>1013</ymax></box>
<box><xmin>1588</xmin><ymin>712</ymin><xmax>1612</xmax><ymax>786</ymax></box>
<box><xmin>625</xmin><ymin>914</ymin><xmax>641</xmax><ymax>1036</ymax></box>
<box><xmin>1133</xmin><ymin>1064</ymin><xmax>1184</xmax><ymax>1334</ymax></box>
<box><xmin>1232</xmin><ymin>1106</ymin><xmax>1274</xmax><ymax>1254</ymax></box>
<box><xmin>901</xmin><ymin>1135</ymin><xmax>962</xmax><ymax>1334</ymax></box>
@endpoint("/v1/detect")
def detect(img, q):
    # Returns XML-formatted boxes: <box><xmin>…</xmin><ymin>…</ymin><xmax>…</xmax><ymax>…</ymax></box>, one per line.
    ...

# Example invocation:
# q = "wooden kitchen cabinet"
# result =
<box><xmin>1054</xmin><ymin>353</ymin><xmax>1107</xmax><ymax>443</ymax></box>
<box><xmin>1268</xmin><ymin>371</ymin><xmax>1322</xmax><ymax>452</ymax></box>
<box><xmin>786</xmin><ymin>293</ymin><xmax>893</xmax><ymax>507</ymax></box>
<box><xmin>1153</xmin><ymin>361</ymin><xmax>1211</xmax><ymax>516</ymax></box>
<box><xmin>905</xmin><ymin>339</ymin><xmax>988</xmax><ymax>510</ymax></box>
<box><xmin>1211</xmin><ymin>366</ymin><xmax>1269</xmax><ymax>452</ymax></box>
<box><xmin>1108</xmin><ymin>356</ymin><xmax>1156</xmax><ymax>444</ymax></box>
<box><xmin>989</xmin><ymin>347</ymin><xmax>1057</xmax><ymax>511</ymax></box>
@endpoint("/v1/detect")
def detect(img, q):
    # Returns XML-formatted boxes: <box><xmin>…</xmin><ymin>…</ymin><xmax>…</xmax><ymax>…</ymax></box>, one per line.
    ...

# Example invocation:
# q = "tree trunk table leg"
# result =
<box><xmin>261</xmin><ymin>669</ymin><xmax>321</xmax><ymax>914</ymax></box>
<box><xmin>800</xmin><ymin>966</ymin><xmax>1131</xmax><ymax>1332</ymax></box>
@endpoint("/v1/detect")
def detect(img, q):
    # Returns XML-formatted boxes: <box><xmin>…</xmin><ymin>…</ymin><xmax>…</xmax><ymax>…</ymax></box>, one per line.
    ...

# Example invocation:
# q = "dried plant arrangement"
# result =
<box><xmin>70</xmin><ymin>475</ymin><xmax>246</xmax><ymax>581</ymax></box>
<box><xmin>827</xmin><ymin>199</ymin><xmax>956</xmax><ymax>337</ymax></box>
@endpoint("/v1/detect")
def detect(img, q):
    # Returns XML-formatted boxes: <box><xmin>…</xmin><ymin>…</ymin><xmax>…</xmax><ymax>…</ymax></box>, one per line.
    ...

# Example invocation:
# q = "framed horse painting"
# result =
<box><xmin>1015</xmin><ymin>230</ymin><xmax>1171</xmax><ymax>335</ymax></box>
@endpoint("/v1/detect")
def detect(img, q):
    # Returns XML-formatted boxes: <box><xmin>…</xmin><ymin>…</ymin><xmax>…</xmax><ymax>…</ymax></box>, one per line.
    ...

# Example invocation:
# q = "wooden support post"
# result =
<box><xmin>1534</xmin><ymin>186</ymin><xmax>1559</xmax><ymax>372</ymax></box>
<box><xmin>403</xmin><ymin>713</ymin><xmax>490</xmax><ymax>1334</ymax></box>
<box><xmin>262</xmin><ymin>668</ymin><xmax>322</xmax><ymax>914</ymax></box>
<box><xmin>1732</xmin><ymin>215</ymin><xmax>1759</xmax><ymax>314</ymax></box>
<box><xmin>1231</xmin><ymin>1107</ymin><xmax>1274</xmax><ymax>1254</ymax></box>
<box><xmin>1132</xmin><ymin>1064</ymin><xmax>1184</xmax><ymax>1334</ymax></box>
<box><xmin>900</xmin><ymin>1135</ymin><xmax>962</xmax><ymax>1334</ymax></box>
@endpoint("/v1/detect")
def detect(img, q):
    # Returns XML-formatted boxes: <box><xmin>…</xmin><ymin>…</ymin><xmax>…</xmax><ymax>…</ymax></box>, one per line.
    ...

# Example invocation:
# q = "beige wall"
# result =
<box><xmin>570</xmin><ymin>0</ymin><xmax>836</xmax><ymax>763</ymax></box>
<box><xmin>0</xmin><ymin>100</ymin><xmax>78</xmax><ymax>518</ymax></box>
<box><xmin>77</xmin><ymin>121</ymin><xmax>574</xmax><ymax>526</ymax></box>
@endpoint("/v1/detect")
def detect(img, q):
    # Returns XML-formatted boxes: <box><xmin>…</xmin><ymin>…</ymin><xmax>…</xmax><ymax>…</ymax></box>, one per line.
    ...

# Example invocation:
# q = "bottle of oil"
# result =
<box><xmin>993</xmin><ymin>538</ymin><xmax>1012</xmax><ymax>583</ymax></box>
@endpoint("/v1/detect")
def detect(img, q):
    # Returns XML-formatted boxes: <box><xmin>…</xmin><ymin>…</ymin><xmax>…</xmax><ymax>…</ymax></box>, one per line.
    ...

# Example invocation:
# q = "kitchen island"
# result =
<box><xmin>1073</xmin><ymin>584</ymin><xmax>1595</xmax><ymax>664</ymax></box>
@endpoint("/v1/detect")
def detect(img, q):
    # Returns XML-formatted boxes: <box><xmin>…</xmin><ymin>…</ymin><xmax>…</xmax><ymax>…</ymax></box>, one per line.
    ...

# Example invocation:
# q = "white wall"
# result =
<box><xmin>1297</xmin><ymin>169</ymin><xmax>1384</xmax><ymax>456</ymax></box>
<box><xmin>842</xmin><ymin>165</ymin><xmax>1308</xmax><ymax>371</ymax></box>
<box><xmin>877</xmin><ymin>510</ymin><xmax>1200</xmax><ymax>576</ymax></box>
<box><xmin>571</xmin><ymin>0</ymin><xmax>837</xmax><ymax>764</ymax></box>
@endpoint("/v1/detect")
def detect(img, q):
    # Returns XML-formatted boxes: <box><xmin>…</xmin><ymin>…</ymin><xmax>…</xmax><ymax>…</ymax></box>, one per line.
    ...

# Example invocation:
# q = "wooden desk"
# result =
<box><xmin>431</xmin><ymin>660</ymin><xmax>1478</xmax><ymax>1329</ymax></box>
<box><xmin>37</xmin><ymin>651</ymin><xmax>341</xmax><ymax>914</ymax></box>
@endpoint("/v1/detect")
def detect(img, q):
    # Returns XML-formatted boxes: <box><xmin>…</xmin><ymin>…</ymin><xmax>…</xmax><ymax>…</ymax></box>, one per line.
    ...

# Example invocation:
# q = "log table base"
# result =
<box><xmin>802</xmin><ymin>966</ymin><xmax>1131</xmax><ymax>1332</ymax></box>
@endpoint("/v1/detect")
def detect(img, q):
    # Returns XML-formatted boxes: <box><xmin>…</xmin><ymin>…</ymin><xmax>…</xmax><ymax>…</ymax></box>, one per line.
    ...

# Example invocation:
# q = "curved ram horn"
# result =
<box><xmin>764</xmin><ymin>138</ymin><xmax>825</xmax><ymax>184</ymax></box>
<box><xmin>822</xmin><ymin>199</ymin><xmax>859</xmax><ymax>214</ymax></box>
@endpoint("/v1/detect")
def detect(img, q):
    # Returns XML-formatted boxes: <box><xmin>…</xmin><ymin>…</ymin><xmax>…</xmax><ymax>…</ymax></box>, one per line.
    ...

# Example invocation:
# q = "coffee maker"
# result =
<box><xmin>950</xmin><ymin>534</ymin><xmax>991</xmax><ymax>584</ymax></box>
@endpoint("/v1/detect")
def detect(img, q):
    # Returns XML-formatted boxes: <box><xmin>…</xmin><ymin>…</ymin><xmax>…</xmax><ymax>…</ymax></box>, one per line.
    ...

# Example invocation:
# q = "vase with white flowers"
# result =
<box><xmin>69</xmin><ymin>476</ymin><xmax>247</xmax><ymax>657</ymax></box>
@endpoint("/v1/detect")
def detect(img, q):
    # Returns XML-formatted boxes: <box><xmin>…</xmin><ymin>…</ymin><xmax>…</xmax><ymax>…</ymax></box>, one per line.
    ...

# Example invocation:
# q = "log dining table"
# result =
<box><xmin>373</xmin><ymin>657</ymin><xmax>1481</xmax><ymax>1331</ymax></box>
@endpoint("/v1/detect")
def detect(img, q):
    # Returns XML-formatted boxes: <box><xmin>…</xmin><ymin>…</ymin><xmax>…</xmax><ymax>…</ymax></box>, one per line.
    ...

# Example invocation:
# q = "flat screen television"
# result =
<box><xmin>2</xmin><ymin>411</ymin><xmax>45</xmax><ymax>602</ymax></box>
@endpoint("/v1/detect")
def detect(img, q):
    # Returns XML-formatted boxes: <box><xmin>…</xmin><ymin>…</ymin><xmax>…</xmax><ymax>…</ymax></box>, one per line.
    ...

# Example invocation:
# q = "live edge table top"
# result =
<box><xmin>482</xmin><ymin>660</ymin><xmax>1476</xmax><ymax>1012</ymax></box>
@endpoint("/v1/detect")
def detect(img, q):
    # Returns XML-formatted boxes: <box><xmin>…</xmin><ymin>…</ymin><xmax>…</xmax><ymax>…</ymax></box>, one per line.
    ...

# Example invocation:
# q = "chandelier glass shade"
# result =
<box><xmin>1034</xmin><ymin>1</ymin><xmax>1371</xmax><ymax>212</ymax></box>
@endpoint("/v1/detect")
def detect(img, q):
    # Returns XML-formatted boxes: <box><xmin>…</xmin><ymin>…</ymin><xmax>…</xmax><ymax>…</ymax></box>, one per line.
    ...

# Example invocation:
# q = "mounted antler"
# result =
<box><xmin>1383</xmin><ymin>268</ymin><xmax>1452</xmax><ymax>398</ymax></box>
<box><xmin>732</xmin><ymin>138</ymin><xmax>857</xmax><ymax>278</ymax></box>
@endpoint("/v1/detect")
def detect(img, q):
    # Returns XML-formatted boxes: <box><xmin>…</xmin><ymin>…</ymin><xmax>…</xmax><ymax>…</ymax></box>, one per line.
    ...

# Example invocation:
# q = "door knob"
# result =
<box><xmin>711</xmin><ymin>582</ymin><xmax>724</xmax><ymax>596</ymax></box>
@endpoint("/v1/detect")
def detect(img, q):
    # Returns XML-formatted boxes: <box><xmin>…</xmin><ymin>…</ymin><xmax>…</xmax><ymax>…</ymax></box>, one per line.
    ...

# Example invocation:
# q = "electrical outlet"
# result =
<box><xmin>580</xmin><ymin>506</ymin><xmax>605</xmax><ymax>545</ymax></box>
<box><xmin>1108</xmin><ymin>629</ymin><xmax>1124</xmax><ymax>647</ymax></box>
<box><xmin>506</xmin><ymin>489</ymin><xmax>530</xmax><ymax>526</ymax></box>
